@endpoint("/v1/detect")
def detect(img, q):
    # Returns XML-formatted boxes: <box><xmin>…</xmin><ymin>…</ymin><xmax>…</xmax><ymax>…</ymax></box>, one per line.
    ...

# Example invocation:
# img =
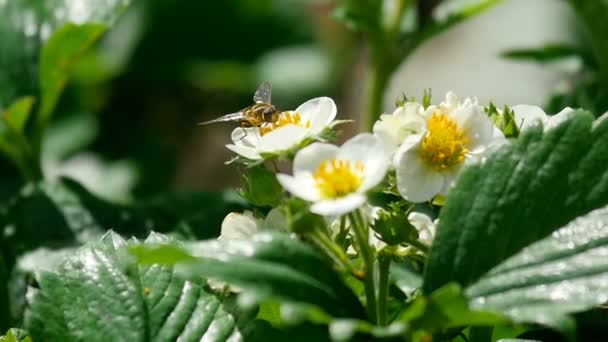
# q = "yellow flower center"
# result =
<box><xmin>259</xmin><ymin>112</ymin><xmax>311</xmax><ymax>136</ymax></box>
<box><xmin>313</xmin><ymin>159</ymin><xmax>365</xmax><ymax>199</ymax></box>
<box><xmin>419</xmin><ymin>113</ymin><xmax>470</xmax><ymax>170</ymax></box>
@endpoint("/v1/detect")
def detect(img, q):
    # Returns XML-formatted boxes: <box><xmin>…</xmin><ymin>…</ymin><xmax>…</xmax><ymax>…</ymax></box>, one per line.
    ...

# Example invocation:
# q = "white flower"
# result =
<box><xmin>408</xmin><ymin>212</ymin><xmax>437</xmax><ymax>246</ymax></box>
<box><xmin>218</xmin><ymin>209</ymin><xmax>286</xmax><ymax>241</ymax></box>
<box><xmin>373</xmin><ymin>102</ymin><xmax>426</xmax><ymax>155</ymax></box>
<box><xmin>394</xmin><ymin>92</ymin><xmax>505</xmax><ymax>203</ymax></box>
<box><xmin>226</xmin><ymin>97</ymin><xmax>337</xmax><ymax>160</ymax></box>
<box><xmin>511</xmin><ymin>105</ymin><xmax>575</xmax><ymax>132</ymax></box>
<box><xmin>276</xmin><ymin>133</ymin><xmax>388</xmax><ymax>216</ymax></box>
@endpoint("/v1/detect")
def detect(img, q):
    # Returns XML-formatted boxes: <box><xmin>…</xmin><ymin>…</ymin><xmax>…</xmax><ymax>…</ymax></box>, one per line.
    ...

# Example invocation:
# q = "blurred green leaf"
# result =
<box><xmin>0</xmin><ymin>0</ymin><xmax>133</xmax><ymax>108</ymax></box>
<box><xmin>400</xmin><ymin>283</ymin><xmax>506</xmax><ymax>332</ymax></box>
<box><xmin>0</xmin><ymin>329</ymin><xmax>31</xmax><ymax>342</ymax></box>
<box><xmin>241</xmin><ymin>165</ymin><xmax>283</xmax><ymax>207</ymax></box>
<box><xmin>424</xmin><ymin>112</ymin><xmax>608</xmax><ymax>293</ymax></box>
<box><xmin>38</xmin><ymin>23</ymin><xmax>107</xmax><ymax>125</ymax></box>
<box><xmin>133</xmin><ymin>232</ymin><xmax>366</xmax><ymax>319</ymax></box>
<box><xmin>501</xmin><ymin>44</ymin><xmax>590</xmax><ymax>65</ymax></box>
<box><xmin>1</xmin><ymin>97</ymin><xmax>34</xmax><ymax>135</ymax></box>
<box><xmin>0</xmin><ymin>97</ymin><xmax>35</xmax><ymax>175</ymax></box>
<box><xmin>332</xmin><ymin>0</ymin><xmax>382</xmax><ymax>35</ymax></box>
<box><xmin>406</xmin><ymin>0</ymin><xmax>503</xmax><ymax>58</ymax></box>
<box><xmin>466</xmin><ymin>205</ymin><xmax>608</xmax><ymax>333</ymax></box>
<box><xmin>392</xmin><ymin>264</ymin><xmax>422</xmax><ymax>298</ymax></box>
<box><xmin>567</xmin><ymin>0</ymin><xmax>608</xmax><ymax>77</ymax></box>
<box><xmin>26</xmin><ymin>231</ymin><xmax>253</xmax><ymax>341</ymax></box>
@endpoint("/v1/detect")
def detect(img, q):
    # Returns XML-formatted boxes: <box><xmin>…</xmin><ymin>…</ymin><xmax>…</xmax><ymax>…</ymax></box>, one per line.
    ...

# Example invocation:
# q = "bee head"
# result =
<box><xmin>263</xmin><ymin>106</ymin><xmax>278</xmax><ymax>122</ymax></box>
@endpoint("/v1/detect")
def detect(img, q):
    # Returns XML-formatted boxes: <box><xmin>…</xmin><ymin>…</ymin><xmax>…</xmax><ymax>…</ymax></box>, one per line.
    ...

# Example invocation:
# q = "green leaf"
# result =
<box><xmin>132</xmin><ymin>232</ymin><xmax>366</xmax><ymax>319</ymax></box>
<box><xmin>391</xmin><ymin>264</ymin><xmax>422</xmax><ymax>298</ymax></box>
<box><xmin>241</xmin><ymin>165</ymin><xmax>283</xmax><ymax>207</ymax></box>
<box><xmin>1</xmin><ymin>97</ymin><xmax>34</xmax><ymax>135</ymax></box>
<box><xmin>0</xmin><ymin>0</ymin><xmax>132</xmax><ymax>108</ymax></box>
<box><xmin>26</xmin><ymin>231</ymin><xmax>253</xmax><ymax>341</ymax></box>
<box><xmin>567</xmin><ymin>0</ymin><xmax>608</xmax><ymax>77</ymax></box>
<box><xmin>0</xmin><ymin>97</ymin><xmax>35</xmax><ymax>174</ymax></box>
<box><xmin>424</xmin><ymin>112</ymin><xmax>608</xmax><ymax>293</ymax></box>
<box><xmin>0</xmin><ymin>329</ymin><xmax>31</xmax><ymax>342</ymax></box>
<box><xmin>332</xmin><ymin>0</ymin><xmax>382</xmax><ymax>35</ymax></box>
<box><xmin>400</xmin><ymin>283</ymin><xmax>506</xmax><ymax>332</ymax></box>
<box><xmin>501</xmin><ymin>44</ymin><xmax>590</xmax><ymax>65</ymax></box>
<box><xmin>466</xmin><ymin>205</ymin><xmax>608</xmax><ymax>332</ymax></box>
<box><xmin>411</xmin><ymin>0</ymin><xmax>503</xmax><ymax>54</ymax></box>
<box><xmin>38</xmin><ymin>23</ymin><xmax>107</xmax><ymax>124</ymax></box>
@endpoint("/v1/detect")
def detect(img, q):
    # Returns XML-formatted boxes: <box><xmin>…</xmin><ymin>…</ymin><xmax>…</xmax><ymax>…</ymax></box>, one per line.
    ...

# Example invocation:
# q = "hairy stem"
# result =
<box><xmin>377</xmin><ymin>252</ymin><xmax>391</xmax><ymax>325</ymax></box>
<box><xmin>308</xmin><ymin>228</ymin><xmax>364</xmax><ymax>280</ymax></box>
<box><xmin>349</xmin><ymin>209</ymin><xmax>378</xmax><ymax>323</ymax></box>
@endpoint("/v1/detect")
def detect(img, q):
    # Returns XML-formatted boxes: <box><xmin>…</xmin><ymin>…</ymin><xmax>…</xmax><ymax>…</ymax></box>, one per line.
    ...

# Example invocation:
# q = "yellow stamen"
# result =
<box><xmin>313</xmin><ymin>159</ymin><xmax>365</xmax><ymax>198</ymax></box>
<box><xmin>419</xmin><ymin>112</ymin><xmax>469</xmax><ymax>170</ymax></box>
<box><xmin>259</xmin><ymin>112</ymin><xmax>311</xmax><ymax>136</ymax></box>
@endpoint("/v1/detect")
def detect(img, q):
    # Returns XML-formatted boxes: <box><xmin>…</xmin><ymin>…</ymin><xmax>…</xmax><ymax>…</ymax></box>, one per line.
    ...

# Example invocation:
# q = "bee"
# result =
<box><xmin>199</xmin><ymin>81</ymin><xmax>281</xmax><ymax>128</ymax></box>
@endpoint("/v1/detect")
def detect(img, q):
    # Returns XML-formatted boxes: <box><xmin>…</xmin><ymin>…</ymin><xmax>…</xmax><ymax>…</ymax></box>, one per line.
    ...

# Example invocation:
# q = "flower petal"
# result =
<box><xmin>512</xmin><ymin>104</ymin><xmax>548</xmax><ymax>131</ymax></box>
<box><xmin>219</xmin><ymin>212</ymin><xmax>260</xmax><ymax>241</ymax></box>
<box><xmin>231</xmin><ymin>127</ymin><xmax>261</xmax><ymax>147</ymax></box>
<box><xmin>545</xmin><ymin>107</ymin><xmax>575</xmax><ymax>131</ymax></box>
<box><xmin>296</xmin><ymin>97</ymin><xmax>337</xmax><ymax>134</ymax></box>
<box><xmin>226</xmin><ymin>144</ymin><xmax>261</xmax><ymax>160</ymax></box>
<box><xmin>293</xmin><ymin>142</ymin><xmax>339</xmax><ymax>173</ymax></box>
<box><xmin>257</xmin><ymin>125</ymin><xmax>308</xmax><ymax>154</ymax></box>
<box><xmin>310</xmin><ymin>193</ymin><xmax>366</xmax><ymax>216</ymax></box>
<box><xmin>276</xmin><ymin>173</ymin><xmax>320</xmax><ymax>201</ymax></box>
<box><xmin>394</xmin><ymin>145</ymin><xmax>444</xmax><ymax>203</ymax></box>
<box><xmin>452</xmin><ymin>104</ymin><xmax>494</xmax><ymax>150</ymax></box>
<box><xmin>337</xmin><ymin>133</ymin><xmax>388</xmax><ymax>192</ymax></box>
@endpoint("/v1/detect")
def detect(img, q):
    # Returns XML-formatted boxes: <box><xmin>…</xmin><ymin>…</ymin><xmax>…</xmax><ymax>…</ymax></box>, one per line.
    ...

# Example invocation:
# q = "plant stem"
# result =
<box><xmin>365</xmin><ymin>63</ymin><xmax>390</xmax><ymax>131</ymax></box>
<box><xmin>349</xmin><ymin>210</ymin><xmax>378</xmax><ymax>323</ymax></box>
<box><xmin>308</xmin><ymin>228</ymin><xmax>364</xmax><ymax>280</ymax></box>
<box><xmin>377</xmin><ymin>252</ymin><xmax>391</xmax><ymax>326</ymax></box>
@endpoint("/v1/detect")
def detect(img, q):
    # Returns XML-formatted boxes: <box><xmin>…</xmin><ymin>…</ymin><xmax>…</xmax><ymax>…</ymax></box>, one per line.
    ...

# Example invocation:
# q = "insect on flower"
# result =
<box><xmin>198</xmin><ymin>81</ymin><xmax>281</xmax><ymax>129</ymax></box>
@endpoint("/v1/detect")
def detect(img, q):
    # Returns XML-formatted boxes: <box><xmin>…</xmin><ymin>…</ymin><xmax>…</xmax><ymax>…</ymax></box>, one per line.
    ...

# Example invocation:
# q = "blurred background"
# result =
<box><xmin>1</xmin><ymin>0</ymin><xmax>604</xmax><ymax>204</ymax></box>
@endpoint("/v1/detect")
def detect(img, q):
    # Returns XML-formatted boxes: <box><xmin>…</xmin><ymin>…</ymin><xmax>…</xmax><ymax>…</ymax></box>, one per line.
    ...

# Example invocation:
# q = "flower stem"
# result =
<box><xmin>377</xmin><ymin>252</ymin><xmax>391</xmax><ymax>326</ymax></box>
<box><xmin>308</xmin><ymin>228</ymin><xmax>364</xmax><ymax>280</ymax></box>
<box><xmin>365</xmin><ymin>64</ymin><xmax>390</xmax><ymax>131</ymax></box>
<box><xmin>349</xmin><ymin>210</ymin><xmax>378</xmax><ymax>323</ymax></box>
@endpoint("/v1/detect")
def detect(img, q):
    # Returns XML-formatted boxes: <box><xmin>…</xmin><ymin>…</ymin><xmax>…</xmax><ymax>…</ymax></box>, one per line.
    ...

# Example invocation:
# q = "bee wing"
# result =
<box><xmin>198</xmin><ymin>112</ymin><xmax>246</xmax><ymax>125</ymax></box>
<box><xmin>253</xmin><ymin>81</ymin><xmax>272</xmax><ymax>104</ymax></box>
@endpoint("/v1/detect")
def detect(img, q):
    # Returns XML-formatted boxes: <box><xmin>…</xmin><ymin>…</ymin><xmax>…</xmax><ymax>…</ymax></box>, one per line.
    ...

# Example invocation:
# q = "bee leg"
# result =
<box><xmin>236</xmin><ymin>122</ymin><xmax>249</xmax><ymax>141</ymax></box>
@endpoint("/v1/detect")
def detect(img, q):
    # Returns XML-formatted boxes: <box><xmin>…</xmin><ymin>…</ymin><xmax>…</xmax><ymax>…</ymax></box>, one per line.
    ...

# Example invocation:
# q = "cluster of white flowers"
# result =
<box><xmin>223</xmin><ymin>91</ymin><xmax>577</xmax><ymax>249</ymax></box>
<box><xmin>375</xmin><ymin>92</ymin><xmax>506</xmax><ymax>202</ymax></box>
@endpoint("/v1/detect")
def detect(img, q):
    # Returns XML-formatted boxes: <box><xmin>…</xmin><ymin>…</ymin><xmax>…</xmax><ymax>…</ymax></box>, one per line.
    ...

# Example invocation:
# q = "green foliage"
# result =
<box><xmin>486</xmin><ymin>103</ymin><xmax>519</xmax><ymax>138</ymax></box>
<box><xmin>399</xmin><ymin>283</ymin><xmax>506</xmax><ymax>334</ymax></box>
<box><xmin>133</xmin><ymin>232</ymin><xmax>366</xmax><ymax>319</ymax></box>
<box><xmin>38</xmin><ymin>23</ymin><xmax>107</xmax><ymax>125</ymax></box>
<box><xmin>466</xmin><ymin>205</ymin><xmax>608</xmax><ymax>332</ymax></box>
<box><xmin>0</xmin><ymin>329</ymin><xmax>31</xmax><ymax>342</ymax></box>
<box><xmin>372</xmin><ymin>207</ymin><xmax>418</xmax><ymax>247</ymax></box>
<box><xmin>241</xmin><ymin>165</ymin><xmax>283</xmax><ymax>207</ymax></box>
<box><xmin>0</xmin><ymin>0</ymin><xmax>131</xmax><ymax>108</ymax></box>
<box><xmin>424</xmin><ymin>112</ymin><xmax>608</xmax><ymax>293</ymax></box>
<box><xmin>501</xmin><ymin>44</ymin><xmax>591</xmax><ymax>65</ymax></box>
<box><xmin>26</xmin><ymin>231</ymin><xmax>255</xmax><ymax>341</ymax></box>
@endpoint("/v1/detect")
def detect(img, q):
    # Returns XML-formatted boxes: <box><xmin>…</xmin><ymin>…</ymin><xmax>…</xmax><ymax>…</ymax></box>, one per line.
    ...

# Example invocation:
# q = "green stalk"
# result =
<box><xmin>308</xmin><ymin>228</ymin><xmax>363</xmax><ymax>279</ymax></box>
<box><xmin>349</xmin><ymin>210</ymin><xmax>378</xmax><ymax>323</ymax></box>
<box><xmin>364</xmin><ymin>0</ymin><xmax>408</xmax><ymax>131</ymax></box>
<box><xmin>377</xmin><ymin>252</ymin><xmax>391</xmax><ymax>325</ymax></box>
<box><xmin>365</xmin><ymin>63</ymin><xmax>390</xmax><ymax>131</ymax></box>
